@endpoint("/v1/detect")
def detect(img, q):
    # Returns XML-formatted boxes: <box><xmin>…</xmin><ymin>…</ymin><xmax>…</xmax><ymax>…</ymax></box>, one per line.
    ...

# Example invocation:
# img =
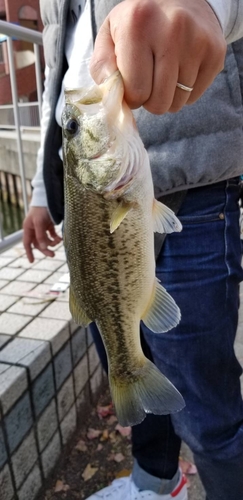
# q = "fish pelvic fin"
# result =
<box><xmin>141</xmin><ymin>278</ymin><xmax>181</xmax><ymax>333</ymax></box>
<box><xmin>110</xmin><ymin>201</ymin><xmax>133</xmax><ymax>233</ymax></box>
<box><xmin>153</xmin><ymin>199</ymin><xmax>182</xmax><ymax>234</ymax></box>
<box><xmin>69</xmin><ymin>286</ymin><xmax>92</xmax><ymax>326</ymax></box>
<box><xmin>110</xmin><ymin>359</ymin><xmax>185</xmax><ymax>427</ymax></box>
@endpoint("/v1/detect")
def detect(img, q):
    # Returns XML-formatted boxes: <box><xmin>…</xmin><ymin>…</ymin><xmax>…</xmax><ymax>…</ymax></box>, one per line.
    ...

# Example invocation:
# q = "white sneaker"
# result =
<box><xmin>85</xmin><ymin>471</ymin><xmax>187</xmax><ymax>499</ymax></box>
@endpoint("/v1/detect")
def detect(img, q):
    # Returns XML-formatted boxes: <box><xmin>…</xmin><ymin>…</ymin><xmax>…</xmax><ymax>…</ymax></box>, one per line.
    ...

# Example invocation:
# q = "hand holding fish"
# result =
<box><xmin>90</xmin><ymin>0</ymin><xmax>226</xmax><ymax>114</ymax></box>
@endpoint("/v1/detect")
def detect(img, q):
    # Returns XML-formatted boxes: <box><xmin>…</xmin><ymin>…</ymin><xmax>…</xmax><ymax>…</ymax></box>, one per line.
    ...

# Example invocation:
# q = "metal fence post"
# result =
<box><xmin>6</xmin><ymin>36</ymin><xmax>29</xmax><ymax>215</ymax></box>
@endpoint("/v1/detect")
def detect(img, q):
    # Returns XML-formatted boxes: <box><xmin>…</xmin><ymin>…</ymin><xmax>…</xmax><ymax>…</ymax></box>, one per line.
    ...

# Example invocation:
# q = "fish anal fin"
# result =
<box><xmin>69</xmin><ymin>286</ymin><xmax>92</xmax><ymax>326</ymax></box>
<box><xmin>110</xmin><ymin>359</ymin><xmax>185</xmax><ymax>427</ymax></box>
<box><xmin>110</xmin><ymin>201</ymin><xmax>133</xmax><ymax>233</ymax></box>
<box><xmin>153</xmin><ymin>199</ymin><xmax>182</xmax><ymax>234</ymax></box>
<box><xmin>141</xmin><ymin>278</ymin><xmax>181</xmax><ymax>333</ymax></box>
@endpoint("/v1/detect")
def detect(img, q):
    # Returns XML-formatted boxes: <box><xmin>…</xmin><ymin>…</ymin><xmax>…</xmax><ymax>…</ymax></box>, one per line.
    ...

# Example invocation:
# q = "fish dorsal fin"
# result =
<box><xmin>69</xmin><ymin>286</ymin><xmax>92</xmax><ymax>326</ymax></box>
<box><xmin>153</xmin><ymin>199</ymin><xmax>182</xmax><ymax>234</ymax></box>
<box><xmin>141</xmin><ymin>278</ymin><xmax>181</xmax><ymax>333</ymax></box>
<box><xmin>110</xmin><ymin>201</ymin><xmax>133</xmax><ymax>233</ymax></box>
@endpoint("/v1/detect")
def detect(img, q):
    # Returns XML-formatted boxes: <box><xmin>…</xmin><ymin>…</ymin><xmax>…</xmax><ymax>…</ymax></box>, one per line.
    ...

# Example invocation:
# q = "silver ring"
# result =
<box><xmin>176</xmin><ymin>82</ymin><xmax>194</xmax><ymax>92</ymax></box>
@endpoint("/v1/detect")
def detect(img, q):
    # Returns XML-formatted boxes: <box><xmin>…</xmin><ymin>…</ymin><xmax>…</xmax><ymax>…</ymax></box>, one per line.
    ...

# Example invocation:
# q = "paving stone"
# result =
<box><xmin>0</xmin><ymin>279</ymin><xmax>9</xmax><ymax>290</ymax></box>
<box><xmin>0</xmin><ymin>294</ymin><xmax>18</xmax><ymax>312</ymax></box>
<box><xmin>53</xmin><ymin>250</ymin><xmax>66</xmax><ymax>262</ymax></box>
<box><xmin>70</xmin><ymin>318</ymin><xmax>78</xmax><ymax>334</ymax></box>
<box><xmin>19</xmin><ymin>317</ymin><xmax>69</xmax><ymax>356</ymax></box>
<box><xmin>0</xmin><ymin>281</ymin><xmax>35</xmax><ymax>296</ymax></box>
<box><xmin>71</xmin><ymin>327</ymin><xmax>87</xmax><ymax>366</ymax></box>
<box><xmin>29</xmin><ymin>283</ymin><xmax>54</xmax><ymax>295</ymax></box>
<box><xmin>32</xmin><ymin>364</ymin><xmax>55</xmax><ymax>417</ymax></box>
<box><xmin>76</xmin><ymin>386</ymin><xmax>86</xmax><ymax>413</ymax></box>
<box><xmin>41</xmin><ymin>431</ymin><xmax>61</xmax><ymax>479</ymax></box>
<box><xmin>37</xmin><ymin>399</ymin><xmax>59</xmax><ymax>452</ymax></box>
<box><xmin>18</xmin><ymin>464</ymin><xmax>42</xmax><ymax>500</ymax></box>
<box><xmin>8</xmin><ymin>257</ymin><xmax>37</xmax><ymax>270</ymax></box>
<box><xmin>0</xmin><ymin>267</ymin><xmax>25</xmax><ymax>281</ymax></box>
<box><xmin>74</xmin><ymin>355</ymin><xmax>89</xmax><ymax>396</ymax></box>
<box><xmin>87</xmin><ymin>326</ymin><xmax>94</xmax><ymax>347</ymax></box>
<box><xmin>0</xmin><ymin>423</ymin><xmax>7</xmax><ymax>469</ymax></box>
<box><xmin>0</xmin><ymin>337</ymin><xmax>51</xmax><ymax>381</ymax></box>
<box><xmin>0</xmin><ymin>334</ymin><xmax>11</xmax><ymax>350</ymax></box>
<box><xmin>8</xmin><ymin>297</ymin><xmax>49</xmax><ymax>317</ymax></box>
<box><xmin>16</xmin><ymin>269</ymin><xmax>52</xmax><ymax>283</ymax></box>
<box><xmin>5</xmin><ymin>392</ymin><xmax>33</xmax><ymax>453</ymax></box>
<box><xmin>33</xmin><ymin>259</ymin><xmax>64</xmax><ymax>272</ymax></box>
<box><xmin>31</xmin><ymin>248</ymin><xmax>46</xmax><ymax>260</ymax></box>
<box><xmin>56</xmin><ymin>289</ymin><xmax>69</xmax><ymax>302</ymax></box>
<box><xmin>54</xmin><ymin>341</ymin><xmax>72</xmax><ymax>390</ymax></box>
<box><xmin>0</xmin><ymin>313</ymin><xmax>32</xmax><ymax>335</ymax></box>
<box><xmin>0</xmin><ymin>363</ymin><xmax>28</xmax><ymax>414</ymax></box>
<box><xmin>0</xmin><ymin>463</ymin><xmax>15</xmax><ymax>500</ymax></box>
<box><xmin>88</xmin><ymin>343</ymin><xmax>100</xmax><ymax>375</ymax></box>
<box><xmin>90</xmin><ymin>365</ymin><xmax>104</xmax><ymax>397</ymax></box>
<box><xmin>43</xmin><ymin>271</ymin><xmax>64</xmax><ymax>285</ymax></box>
<box><xmin>12</xmin><ymin>430</ymin><xmax>38</xmax><ymax>488</ymax></box>
<box><xmin>2</xmin><ymin>247</ymin><xmax>25</xmax><ymax>259</ymax></box>
<box><xmin>57</xmin><ymin>375</ymin><xmax>75</xmax><ymax>422</ymax></box>
<box><xmin>0</xmin><ymin>256</ymin><xmax>16</xmax><ymax>268</ymax></box>
<box><xmin>60</xmin><ymin>404</ymin><xmax>77</xmax><ymax>445</ymax></box>
<box><xmin>40</xmin><ymin>300</ymin><xmax>72</xmax><ymax>321</ymax></box>
<box><xmin>57</xmin><ymin>263</ymin><xmax>69</xmax><ymax>274</ymax></box>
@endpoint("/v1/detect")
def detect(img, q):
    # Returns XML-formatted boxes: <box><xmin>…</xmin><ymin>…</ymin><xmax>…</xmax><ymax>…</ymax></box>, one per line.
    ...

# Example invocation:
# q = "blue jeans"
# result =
<box><xmin>90</xmin><ymin>179</ymin><xmax>243</xmax><ymax>499</ymax></box>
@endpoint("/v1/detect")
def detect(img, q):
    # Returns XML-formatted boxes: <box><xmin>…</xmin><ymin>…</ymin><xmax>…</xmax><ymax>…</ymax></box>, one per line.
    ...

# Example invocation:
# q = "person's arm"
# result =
<box><xmin>207</xmin><ymin>0</ymin><xmax>243</xmax><ymax>43</ymax></box>
<box><xmin>30</xmin><ymin>66</ymin><xmax>51</xmax><ymax>207</ymax></box>
<box><xmin>90</xmin><ymin>0</ymin><xmax>227</xmax><ymax>114</ymax></box>
<box><xmin>23</xmin><ymin>66</ymin><xmax>62</xmax><ymax>262</ymax></box>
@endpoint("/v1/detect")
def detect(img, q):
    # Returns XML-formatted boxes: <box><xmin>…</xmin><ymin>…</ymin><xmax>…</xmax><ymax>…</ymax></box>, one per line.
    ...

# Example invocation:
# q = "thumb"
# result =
<box><xmin>90</xmin><ymin>17</ymin><xmax>117</xmax><ymax>84</ymax></box>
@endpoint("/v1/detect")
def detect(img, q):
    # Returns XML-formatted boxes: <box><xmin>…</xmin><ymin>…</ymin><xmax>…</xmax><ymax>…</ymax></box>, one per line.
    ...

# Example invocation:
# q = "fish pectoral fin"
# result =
<box><xmin>141</xmin><ymin>278</ymin><xmax>181</xmax><ymax>333</ymax></box>
<box><xmin>153</xmin><ymin>199</ymin><xmax>182</xmax><ymax>234</ymax></box>
<box><xmin>110</xmin><ymin>359</ymin><xmax>185</xmax><ymax>427</ymax></box>
<box><xmin>69</xmin><ymin>286</ymin><xmax>92</xmax><ymax>326</ymax></box>
<box><xmin>110</xmin><ymin>201</ymin><xmax>133</xmax><ymax>233</ymax></box>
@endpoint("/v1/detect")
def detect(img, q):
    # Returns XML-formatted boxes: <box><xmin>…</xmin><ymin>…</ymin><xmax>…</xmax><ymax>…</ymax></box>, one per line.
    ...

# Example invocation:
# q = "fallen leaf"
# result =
<box><xmin>54</xmin><ymin>480</ymin><xmax>70</xmax><ymax>492</ymax></box>
<box><xmin>108</xmin><ymin>431</ymin><xmax>117</xmax><ymax>443</ymax></box>
<box><xmin>97</xmin><ymin>404</ymin><xmax>113</xmax><ymax>418</ymax></box>
<box><xmin>107</xmin><ymin>415</ymin><xmax>118</xmax><ymax>425</ymax></box>
<box><xmin>116</xmin><ymin>469</ymin><xmax>132</xmax><ymax>479</ymax></box>
<box><xmin>96</xmin><ymin>443</ymin><xmax>103</xmax><ymax>451</ymax></box>
<box><xmin>114</xmin><ymin>453</ymin><xmax>125</xmax><ymax>463</ymax></box>
<box><xmin>179</xmin><ymin>458</ymin><xmax>197</xmax><ymax>475</ymax></box>
<box><xmin>82</xmin><ymin>464</ymin><xmax>98</xmax><ymax>481</ymax></box>
<box><xmin>115</xmin><ymin>424</ymin><xmax>131</xmax><ymax>437</ymax></box>
<box><xmin>100</xmin><ymin>429</ymin><xmax>109</xmax><ymax>441</ymax></box>
<box><xmin>87</xmin><ymin>428</ymin><xmax>102</xmax><ymax>440</ymax></box>
<box><xmin>75</xmin><ymin>439</ymin><xmax>88</xmax><ymax>452</ymax></box>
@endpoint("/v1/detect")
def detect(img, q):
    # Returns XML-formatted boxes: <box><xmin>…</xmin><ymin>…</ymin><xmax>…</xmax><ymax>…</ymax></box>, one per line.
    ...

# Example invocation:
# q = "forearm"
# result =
<box><xmin>30</xmin><ymin>66</ymin><xmax>51</xmax><ymax>208</ymax></box>
<box><xmin>207</xmin><ymin>0</ymin><xmax>243</xmax><ymax>42</ymax></box>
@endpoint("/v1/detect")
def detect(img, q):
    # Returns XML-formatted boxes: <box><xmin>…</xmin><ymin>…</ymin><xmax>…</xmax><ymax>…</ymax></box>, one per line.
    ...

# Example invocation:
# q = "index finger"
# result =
<box><xmin>23</xmin><ymin>228</ymin><xmax>35</xmax><ymax>263</ymax></box>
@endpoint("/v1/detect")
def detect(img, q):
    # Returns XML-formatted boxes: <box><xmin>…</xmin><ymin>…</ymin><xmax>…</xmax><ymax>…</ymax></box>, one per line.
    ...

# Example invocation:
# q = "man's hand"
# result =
<box><xmin>23</xmin><ymin>207</ymin><xmax>62</xmax><ymax>263</ymax></box>
<box><xmin>90</xmin><ymin>0</ymin><xmax>226</xmax><ymax>114</ymax></box>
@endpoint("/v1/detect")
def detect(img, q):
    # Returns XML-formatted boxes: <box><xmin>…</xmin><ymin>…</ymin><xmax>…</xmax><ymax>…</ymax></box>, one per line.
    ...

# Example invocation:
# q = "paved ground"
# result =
<box><xmin>39</xmin><ymin>282</ymin><xmax>243</xmax><ymax>500</ymax></box>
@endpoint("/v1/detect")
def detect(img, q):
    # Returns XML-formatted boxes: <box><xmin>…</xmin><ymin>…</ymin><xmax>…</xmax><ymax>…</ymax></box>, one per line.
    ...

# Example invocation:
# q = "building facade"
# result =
<box><xmin>0</xmin><ymin>0</ymin><xmax>43</xmax><ymax>106</ymax></box>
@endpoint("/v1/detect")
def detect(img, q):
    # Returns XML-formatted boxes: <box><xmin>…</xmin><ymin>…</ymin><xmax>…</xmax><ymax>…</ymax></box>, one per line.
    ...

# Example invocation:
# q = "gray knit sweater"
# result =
<box><xmin>39</xmin><ymin>0</ymin><xmax>243</xmax><ymax>223</ymax></box>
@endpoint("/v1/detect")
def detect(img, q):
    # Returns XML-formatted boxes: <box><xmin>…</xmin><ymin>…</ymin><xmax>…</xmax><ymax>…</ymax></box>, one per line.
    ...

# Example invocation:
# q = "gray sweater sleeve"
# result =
<box><xmin>207</xmin><ymin>0</ymin><xmax>243</xmax><ymax>43</ymax></box>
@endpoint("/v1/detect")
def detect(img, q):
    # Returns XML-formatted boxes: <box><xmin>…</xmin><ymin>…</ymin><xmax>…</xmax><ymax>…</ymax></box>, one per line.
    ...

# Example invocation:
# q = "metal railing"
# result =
<box><xmin>0</xmin><ymin>20</ymin><xmax>43</xmax><ymax>251</ymax></box>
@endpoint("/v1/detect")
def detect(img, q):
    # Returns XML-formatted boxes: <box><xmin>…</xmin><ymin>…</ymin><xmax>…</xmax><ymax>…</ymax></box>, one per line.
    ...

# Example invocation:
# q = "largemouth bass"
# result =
<box><xmin>62</xmin><ymin>71</ymin><xmax>185</xmax><ymax>426</ymax></box>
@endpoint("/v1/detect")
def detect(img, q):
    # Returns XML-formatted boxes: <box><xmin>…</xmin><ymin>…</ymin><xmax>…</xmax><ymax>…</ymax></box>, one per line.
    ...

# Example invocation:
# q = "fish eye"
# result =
<box><xmin>66</xmin><ymin>118</ymin><xmax>79</xmax><ymax>135</ymax></box>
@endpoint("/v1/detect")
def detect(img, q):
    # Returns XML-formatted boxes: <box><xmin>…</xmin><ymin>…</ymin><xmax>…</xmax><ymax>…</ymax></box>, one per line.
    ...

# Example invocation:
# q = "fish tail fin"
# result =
<box><xmin>109</xmin><ymin>359</ymin><xmax>185</xmax><ymax>427</ymax></box>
